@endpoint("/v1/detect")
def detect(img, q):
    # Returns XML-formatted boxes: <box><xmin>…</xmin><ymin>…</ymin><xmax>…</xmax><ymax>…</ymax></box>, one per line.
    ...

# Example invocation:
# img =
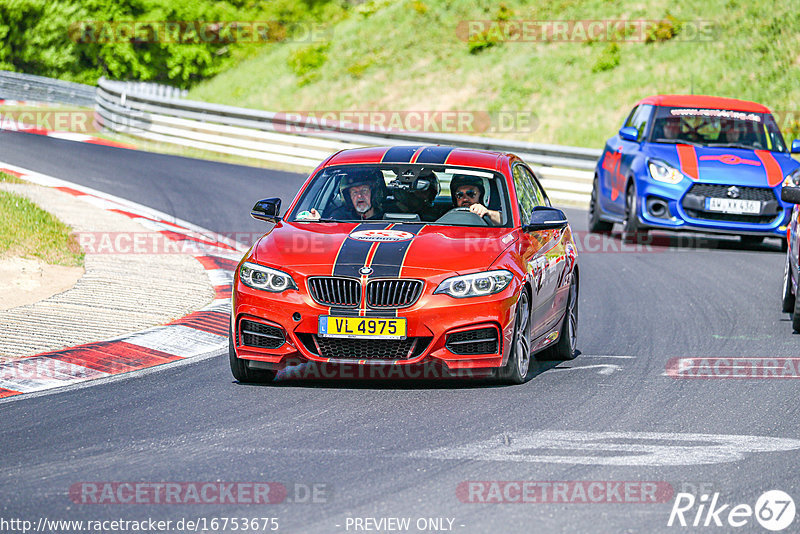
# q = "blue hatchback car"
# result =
<box><xmin>590</xmin><ymin>94</ymin><xmax>800</xmax><ymax>245</ymax></box>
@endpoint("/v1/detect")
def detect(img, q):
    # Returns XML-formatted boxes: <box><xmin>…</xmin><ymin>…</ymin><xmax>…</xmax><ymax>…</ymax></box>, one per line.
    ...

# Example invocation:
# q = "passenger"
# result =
<box><xmin>391</xmin><ymin>170</ymin><xmax>440</xmax><ymax>221</ymax></box>
<box><xmin>450</xmin><ymin>175</ymin><xmax>501</xmax><ymax>225</ymax></box>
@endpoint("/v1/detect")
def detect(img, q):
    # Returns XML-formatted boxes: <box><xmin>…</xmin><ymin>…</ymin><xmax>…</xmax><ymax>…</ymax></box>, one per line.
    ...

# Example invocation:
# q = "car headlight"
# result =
<box><xmin>782</xmin><ymin>168</ymin><xmax>800</xmax><ymax>188</ymax></box>
<box><xmin>648</xmin><ymin>159</ymin><xmax>684</xmax><ymax>184</ymax></box>
<box><xmin>239</xmin><ymin>262</ymin><xmax>297</xmax><ymax>292</ymax></box>
<box><xmin>434</xmin><ymin>270</ymin><xmax>513</xmax><ymax>298</ymax></box>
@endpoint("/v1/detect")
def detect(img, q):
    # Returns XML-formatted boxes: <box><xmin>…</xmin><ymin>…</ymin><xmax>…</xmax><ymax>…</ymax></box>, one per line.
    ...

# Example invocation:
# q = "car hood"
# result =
<box><xmin>251</xmin><ymin>222</ymin><xmax>517</xmax><ymax>278</ymax></box>
<box><xmin>646</xmin><ymin>144</ymin><xmax>799</xmax><ymax>187</ymax></box>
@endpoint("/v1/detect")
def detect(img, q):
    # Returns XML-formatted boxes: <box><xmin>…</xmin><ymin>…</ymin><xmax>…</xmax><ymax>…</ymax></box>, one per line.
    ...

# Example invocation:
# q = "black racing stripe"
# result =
<box><xmin>329</xmin><ymin>308</ymin><xmax>398</xmax><ymax>318</ymax></box>
<box><xmin>368</xmin><ymin>223</ymin><xmax>426</xmax><ymax>278</ymax></box>
<box><xmin>414</xmin><ymin>146</ymin><xmax>455</xmax><ymax>164</ymax></box>
<box><xmin>381</xmin><ymin>146</ymin><xmax>423</xmax><ymax>163</ymax></box>
<box><xmin>332</xmin><ymin>223</ymin><xmax>391</xmax><ymax>278</ymax></box>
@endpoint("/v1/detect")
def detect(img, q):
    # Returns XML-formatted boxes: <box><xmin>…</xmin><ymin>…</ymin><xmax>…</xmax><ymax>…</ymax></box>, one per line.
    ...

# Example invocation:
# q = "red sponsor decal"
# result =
<box><xmin>698</xmin><ymin>154</ymin><xmax>761</xmax><ymax>166</ymax></box>
<box><xmin>675</xmin><ymin>144</ymin><xmax>699</xmax><ymax>180</ymax></box>
<box><xmin>601</xmin><ymin>149</ymin><xmax>625</xmax><ymax>201</ymax></box>
<box><xmin>754</xmin><ymin>150</ymin><xmax>784</xmax><ymax>187</ymax></box>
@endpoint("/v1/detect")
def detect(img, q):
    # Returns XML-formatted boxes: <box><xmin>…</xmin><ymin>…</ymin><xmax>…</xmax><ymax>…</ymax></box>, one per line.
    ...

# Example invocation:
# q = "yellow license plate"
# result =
<box><xmin>318</xmin><ymin>316</ymin><xmax>406</xmax><ymax>339</ymax></box>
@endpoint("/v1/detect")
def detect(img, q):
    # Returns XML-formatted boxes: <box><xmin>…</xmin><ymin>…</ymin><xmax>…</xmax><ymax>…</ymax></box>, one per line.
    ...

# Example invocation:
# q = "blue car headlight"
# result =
<box><xmin>434</xmin><ymin>270</ymin><xmax>513</xmax><ymax>298</ymax></box>
<box><xmin>240</xmin><ymin>262</ymin><xmax>297</xmax><ymax>292</ymax></box>
<box><xmin>648</xmin><ymin>159</ymin><xmax>685</xmax><ymax>185</ymax></box>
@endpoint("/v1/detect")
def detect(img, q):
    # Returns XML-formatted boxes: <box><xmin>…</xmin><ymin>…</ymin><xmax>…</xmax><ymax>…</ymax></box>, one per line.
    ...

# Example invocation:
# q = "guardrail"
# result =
<box><xmin>0</xmin><ymin>70</ymin><xmax>96</xmax><ymax>107</ymax></box>
<box><xmin>95</xmin><ymin>77</ymin><xmax>596</xmax><ymax>206</ymax></box>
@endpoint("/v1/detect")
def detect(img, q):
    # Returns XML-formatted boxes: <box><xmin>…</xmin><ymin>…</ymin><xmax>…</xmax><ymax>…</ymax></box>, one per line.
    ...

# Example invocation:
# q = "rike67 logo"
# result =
<box><xmin>668</xmin><ymin>490</ymin><xmax>795</xmax><ymax>531</ymax></box>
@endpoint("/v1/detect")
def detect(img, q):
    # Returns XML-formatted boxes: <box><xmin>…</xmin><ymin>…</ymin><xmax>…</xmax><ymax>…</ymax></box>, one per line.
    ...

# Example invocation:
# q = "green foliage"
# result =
<box><xmin>0</xmin><ymin>0</ymin><xmax>345</xmax><ymax>88</ymax></box>
<box><xmin>592</xmin><ymin>42</ymin><xmax>620</xmax><ymax>72</ymax></box>
<box><xmin>645</xmin><ymin>13</ymin><xmax>682</xmax><ymax>43</ymax></box>
<box><xmin>288</xmin><ymin>43</ymin><xmax>329</xmax><ymax>85</ymax></box>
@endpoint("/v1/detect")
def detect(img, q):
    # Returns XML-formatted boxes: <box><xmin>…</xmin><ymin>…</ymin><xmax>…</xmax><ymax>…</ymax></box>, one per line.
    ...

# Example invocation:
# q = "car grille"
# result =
<box><xmin>682</xmin><ymin>209</ymin><xmax>781</xmax><ymax>224</ymax></box>
<box><xmin>681</xmin><ymin>183</ymin><xmax>782</xmax><ymax>224</ymax></box>
<box><xmin>308</xmin><ymin>277</ymin><xmax>361</xmax><ymax>307</ymax></box>
<box><xmin>300</xmin><ymin>335</ymin><xmax>432</xmax><ymax>360</ymax></box>
<box><xmin>685</xmin><ymin>183</ymin><xmax>776</xmax><ymax>202</ymax></box>
<box><xmin>445</xmin><ymin>327</ymin><xmax>499</xmax><ymax>355</ymax></box>
<box><xmin>240</xmin><ymin>319</ymin><xmax>285</xmax><ymax>349</ymax></box>
<box><xmin>366</xmin><ymin>279</ymin><xmax>423</xmax><ymax>308</ymax></box>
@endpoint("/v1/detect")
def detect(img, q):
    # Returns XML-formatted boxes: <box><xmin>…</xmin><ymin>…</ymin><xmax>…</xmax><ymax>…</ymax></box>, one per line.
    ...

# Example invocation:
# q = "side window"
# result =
<box><xmin>512</xmin><ymin>164</ymin><xmax>535</xmax><ymax>223</ymax></box>
<box><xmin>624</xmin><ymin>105</ymin><xmax>639</xmax><ymax>128</ymax></box>
<box><xmin>522</xmin><ymin>166</ymin><xmax>548</xmax><ymax>207</ymax></box>
<box><xmin>513</xmin><ymin>164</ymin><xmax>547</xmax><ymax>223</ymax></box>
<box><xmin>627</xmin><ymin>105</ymin><xmax>653</xmax><ymax>141</ymax></box>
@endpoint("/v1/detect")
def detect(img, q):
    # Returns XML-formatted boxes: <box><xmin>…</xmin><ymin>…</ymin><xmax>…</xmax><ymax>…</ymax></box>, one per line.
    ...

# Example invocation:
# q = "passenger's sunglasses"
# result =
<box><xmin>456</xmin><ymin>189</ymin><xmax>478</xmax><ymax>199</ymax></box>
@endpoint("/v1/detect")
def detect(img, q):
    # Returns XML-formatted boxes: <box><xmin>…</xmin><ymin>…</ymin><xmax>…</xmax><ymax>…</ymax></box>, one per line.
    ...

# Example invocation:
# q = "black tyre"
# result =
<box><xmin>588</xmin><ymin>175</ymin><xmax>613</xmax><ymax>234</ymax></box>
<box><xmin>782</xmin><ymin>254</ymin><xmax>795</xmax><ymax>313</ymax></box>
<box><xmin>496</xmin><ymin>290</ymin><xmax>531</xmax><ymax>384</ymax></box>
<box><xmin>229</xmin><ymin>327</ymin><xmax>276</xmax><ymax>383</ymax></box>
<box><xmin>794</xmin><ymin>289</ymin><xmax>800</xmax><ymax>333</ymax></box>
<box><xmin>537</xmin><ymin>272</ymin><xmax>578</xmax><ymax>361</ymax></box>
<box><xmin>622</xmin><ymin>181</ymin><xmax>647</xmax><ymax>243</ymax></box>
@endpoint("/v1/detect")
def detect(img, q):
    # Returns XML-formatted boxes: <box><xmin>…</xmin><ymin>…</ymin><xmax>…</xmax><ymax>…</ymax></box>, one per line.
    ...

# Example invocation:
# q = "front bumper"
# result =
<box><xmin>636</xmin><ymin>179</ymin><xmax>790</xmax><ymax>237</ymax></box>
<box><xmin>232</xmin><ymin>279</ymin><xmax>519</xmax><ymax>372</ymax></box>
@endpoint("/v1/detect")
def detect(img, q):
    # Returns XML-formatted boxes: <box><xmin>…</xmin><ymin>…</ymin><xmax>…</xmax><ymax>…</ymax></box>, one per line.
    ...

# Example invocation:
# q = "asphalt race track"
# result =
<box><xmin>1</xmin><ymin>130</ymin><xmax>799</xmax><ymax>533</ymax></box>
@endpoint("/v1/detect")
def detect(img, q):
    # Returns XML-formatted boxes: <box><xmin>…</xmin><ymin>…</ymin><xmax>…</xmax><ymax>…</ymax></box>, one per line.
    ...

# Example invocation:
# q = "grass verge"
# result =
<box><xmin>0</xmin><ymin>188</ymin><xmax>84</xmax><ymax>267</ymax></box>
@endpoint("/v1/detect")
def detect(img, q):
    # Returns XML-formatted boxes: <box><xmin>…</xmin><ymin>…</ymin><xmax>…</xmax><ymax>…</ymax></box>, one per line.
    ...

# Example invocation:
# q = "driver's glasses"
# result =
<box><xmin>456</xmin><ymin>189</ymin><xmax>478</xmax><ymax>199</ymax></box>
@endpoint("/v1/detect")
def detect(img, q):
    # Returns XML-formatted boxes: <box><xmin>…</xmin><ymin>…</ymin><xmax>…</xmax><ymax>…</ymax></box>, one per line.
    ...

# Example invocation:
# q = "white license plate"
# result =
<box><xmin>705</xmin><ymin>198</ymin><xmax>761</xmax><ymax>215</ymax></box>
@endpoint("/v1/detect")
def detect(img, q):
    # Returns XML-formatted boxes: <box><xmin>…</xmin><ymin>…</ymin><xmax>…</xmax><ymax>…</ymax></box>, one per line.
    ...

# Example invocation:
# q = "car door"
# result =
<box><xmin>513</xmin><ymin>163</ymin><xmax>567</xmax><ymax>338</ymax></box>
<box><xmin>602</xmin><ymin>105</ymin><xmax>653</xmax><ymax>215</ymax></box>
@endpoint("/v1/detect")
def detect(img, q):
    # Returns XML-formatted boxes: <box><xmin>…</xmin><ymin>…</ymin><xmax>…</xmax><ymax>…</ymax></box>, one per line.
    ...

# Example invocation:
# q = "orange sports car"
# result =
<box><xmin>230</xmin><ymin>146</ymin><xmax>579</xmax><ymax>384</ymax></box>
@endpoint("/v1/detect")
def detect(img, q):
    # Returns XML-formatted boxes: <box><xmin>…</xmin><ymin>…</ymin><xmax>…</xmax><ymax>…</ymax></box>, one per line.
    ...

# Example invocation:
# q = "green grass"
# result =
<box><xmin>0</xmin><ymin>191</ymin><xmax>84</xmax><ymax>266</ymax></box>
<box><xmin>0</xmin><ymin>171</ymin><xmax>24</xmax><ymax>183</ymax></box>
<box><xmin>188</xmin><ymin>0</ymin><xmax>800</xmax><ymax>149</ymax></box>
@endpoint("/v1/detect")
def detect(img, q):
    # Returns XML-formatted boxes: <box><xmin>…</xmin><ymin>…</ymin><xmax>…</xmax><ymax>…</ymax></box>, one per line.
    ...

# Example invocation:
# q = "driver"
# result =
<box><xmin>306</xmin><ymin>168</ymin><xmax>386</xmax><ymax>221</ymax></box>
<box><xmin>661</xmin><ymin>116</ymin><xmax>681</xmax><ymax>140</ymax></box>
<box><xmin>450</xmin><ymin>175</ymin><xmax>501</xmax><ymax>225</ymax></box>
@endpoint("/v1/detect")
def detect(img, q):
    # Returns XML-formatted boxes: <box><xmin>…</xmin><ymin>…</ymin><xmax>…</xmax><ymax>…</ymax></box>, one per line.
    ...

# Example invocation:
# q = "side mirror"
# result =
<box><xmin>781</xmin><ymin>186</ymin><xmax>800</xmax><ymax>205</ymax></box>
<box><xmin>251</xmin><ymin>198</ymin><xmax>281</xmax><ymax>222</ymax></box>
<box><xmin>522</xmin><ymin>206</ymin><xmax>569</xmax><ymax>232</ymax></box>
<box><xmin>792</xmin><ymin>140</ymin><xmax>800</xmax><ymax>154</ymax></box>
<box><xmin>619</xmin><ymin>126</ymin><xmax>639</xmax><ymax>143</ymax></box>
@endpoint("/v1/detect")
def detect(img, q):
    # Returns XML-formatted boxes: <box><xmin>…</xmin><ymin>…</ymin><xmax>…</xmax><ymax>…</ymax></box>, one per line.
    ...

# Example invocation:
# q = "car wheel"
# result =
<box><xmin>740</xmin><ymin>235</ymin><xmax>764</xmax><ymax>246</ymax></box>
<box><xmin>783</xmin><ymin>254</ymin><xmax>796</xmax><ymax>313</ymax></box>
<box><xmin>622</xmin><ymin>181</ymin><xmax>647</xmax><ymax>243</ymax></box>
<box><xmin>794</xmin><ymin>290</ymin><xmax>800</xmax><ymax>333</ymax></box>
<box><xmin>588</xmin><ymin>175</ymin><xmax>613</xmax><ymax>234</ymax></box>
<box><xmin>497</xmin><ymin>290</ymin><xmax>531</xmax><ymax>384</ymax></box>
<box><xmin>537</xmin><ymin>273</ymin><xmax>578</xmax><ymax>361</ymax></box>
<box><xmin>229</xmin><ymin>326</ymin><xmax>276</xmax><ymax>383</ymax></box>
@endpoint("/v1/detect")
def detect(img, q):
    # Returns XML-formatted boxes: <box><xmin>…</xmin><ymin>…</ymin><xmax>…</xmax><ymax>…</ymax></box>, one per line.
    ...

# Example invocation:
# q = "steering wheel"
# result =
<box><xmin>436</xmin><ymin>207</ymin><xmax>489</xmax><ymax>226</ymax></box>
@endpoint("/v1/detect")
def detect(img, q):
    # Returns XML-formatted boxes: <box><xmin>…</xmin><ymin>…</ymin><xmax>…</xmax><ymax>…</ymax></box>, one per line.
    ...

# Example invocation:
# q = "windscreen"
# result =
<box><xmin>649</xmin><ymin>106</ymin><xmax>787</xmax><ymax>152</ymax></box>
<box><xmin>290</xmin><ymin>164</ymin><xmax>511</xmax><ymax>227</ymax></box>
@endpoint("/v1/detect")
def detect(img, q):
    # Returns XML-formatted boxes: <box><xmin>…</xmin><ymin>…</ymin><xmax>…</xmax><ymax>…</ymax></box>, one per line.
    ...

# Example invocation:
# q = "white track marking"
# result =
<box><xmin>413</xmin><ymin>431</ymin><xmax>800</xmax><ymax>466</ymax></box>
<box><xmin>556</xmin><ymin>363</ymin><xmax>623</xmax><ymax>375</ymax></box>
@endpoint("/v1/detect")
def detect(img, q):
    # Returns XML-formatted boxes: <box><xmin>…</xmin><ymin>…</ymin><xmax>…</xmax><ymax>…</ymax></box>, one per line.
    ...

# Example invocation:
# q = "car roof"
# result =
<box><xmin>323</xmin><ymin>146</ymin><xmax>507</xmax><ymax>170</ymax></box>
<box><xmin>636</xmin><ymin>94</ymin><xmax>771</xmax><ymax>114</ymax></box>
